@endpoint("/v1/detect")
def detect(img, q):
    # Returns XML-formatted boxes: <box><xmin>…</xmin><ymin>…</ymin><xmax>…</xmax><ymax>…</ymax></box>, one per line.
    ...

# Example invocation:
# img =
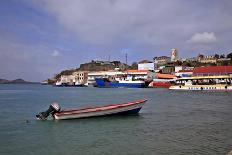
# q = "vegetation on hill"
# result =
<box><xmin>53</xmin><ymin>60</ymin><xmax>132</xmax><ymax>80</ymax></box>
<box><xmin>0</xmin><ymin>79</ymin><xmax>36</xmax><ymax>84</ymax></box>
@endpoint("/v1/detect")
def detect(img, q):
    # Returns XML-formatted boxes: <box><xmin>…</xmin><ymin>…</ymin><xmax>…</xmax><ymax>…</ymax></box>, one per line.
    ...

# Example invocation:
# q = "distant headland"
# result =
<box><xmin>0</xmin><ymin>78</ymin><xmax>38</xmax><ymax>84</ymax></box>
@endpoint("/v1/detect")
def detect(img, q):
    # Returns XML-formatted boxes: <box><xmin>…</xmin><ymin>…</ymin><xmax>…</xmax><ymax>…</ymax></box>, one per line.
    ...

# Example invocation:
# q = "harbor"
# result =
<box><xmin>44</xmin><ymin>49</ymin><xmax>232</xmax><ymax>91</ymax></box>
<box><xmin>51</xmin><ymin>65</ymin><xmax>232</xmax><ymax>91</ymax></box>
<box><xmin>1</xmin><ymin>1</ymin><xmax>232</xmax><ymax>154</ymax></box>
<box><xmin>0</xmin><ymin>84</ymin><xmax>231</xmax><ymax>154</ymax></box>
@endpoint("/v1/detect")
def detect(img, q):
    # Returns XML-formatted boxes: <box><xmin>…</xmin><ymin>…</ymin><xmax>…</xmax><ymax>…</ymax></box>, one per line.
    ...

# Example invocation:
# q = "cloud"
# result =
<box><xmin>35</xmin><ymin>0</ymin><xmax>190</xmax><ymax>45</ymax></box>
<box><xmin>187</xmin><ymin>32</ymin><xmax>217</xmax><ymax>44</ymax></box>
<box><xmin>1</xmin><ymin>0</ymin><xmax>232</xmax><ymax>81</ymax></box>
<box><xmin>34</xmin><ymin>0</ymin><xmax>232</xmax><ymax>53</ymax></box>
<box><xmin>51</xmin><ymin>50</ymin><xmax>60</xmax><ymax>57</ymax></box>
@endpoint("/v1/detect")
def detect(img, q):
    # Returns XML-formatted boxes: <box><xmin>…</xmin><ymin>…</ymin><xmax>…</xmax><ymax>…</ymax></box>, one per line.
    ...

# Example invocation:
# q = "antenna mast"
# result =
<box><xmin>126</xmin><ymin>53</ymin><xmax>128</xmax><ymax>65</ymax></box>
<box><xmin>125</xmin><ymin>53</ymin><xmax>128</xmax><ymax>70</ymax></box>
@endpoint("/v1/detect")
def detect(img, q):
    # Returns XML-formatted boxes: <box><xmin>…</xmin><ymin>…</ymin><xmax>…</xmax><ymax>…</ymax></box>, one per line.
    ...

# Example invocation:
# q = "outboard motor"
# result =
<box><xmin>36</xmin><ymin>102</ymin><xmax>61</xmax><ymax>120</ymax></box>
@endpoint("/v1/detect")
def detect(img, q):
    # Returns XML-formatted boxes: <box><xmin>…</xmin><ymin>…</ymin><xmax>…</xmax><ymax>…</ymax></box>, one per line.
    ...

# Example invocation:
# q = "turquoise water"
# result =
<box><xmin>0</xmin><ymin>84</ymin><xmax>231</xmax><ymax>155</ymax></box>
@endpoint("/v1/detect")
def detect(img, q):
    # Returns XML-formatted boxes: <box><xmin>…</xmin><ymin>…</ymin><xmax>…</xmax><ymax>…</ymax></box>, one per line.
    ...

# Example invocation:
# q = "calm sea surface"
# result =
<box><xmin>0</xmin><ymin>84</ymin><xmax>231</xmax><ymax>155</ymax></box>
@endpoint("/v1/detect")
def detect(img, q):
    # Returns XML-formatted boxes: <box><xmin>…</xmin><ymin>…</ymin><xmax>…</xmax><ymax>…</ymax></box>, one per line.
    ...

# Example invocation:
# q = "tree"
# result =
<box><xmin>220</xmin><ymin>54</ymin><xmax>225</xmax><ymax>58</ymax></box>
<box><xmin>214</xmin><ymin>54</ymin><xmax>220</xmax><ymax>59</ymax></box>
<box><xmin>227</xmin><ymin>52</ymin><xmax>232</xmax><ymax>59</ymax></box>
<box><xmin>182</xmin><ymin>61</ymin><xmax>192</xmax><ymax>67</ymax></box>
<box><xmin>130</xmin><ymin>62</ymin><xmax>138</xmax><ymax>69</ymax></box>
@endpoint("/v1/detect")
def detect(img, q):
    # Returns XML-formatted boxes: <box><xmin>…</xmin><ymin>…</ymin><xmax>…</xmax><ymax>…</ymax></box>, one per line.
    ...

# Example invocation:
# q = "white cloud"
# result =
<box><xmin>33</xmin><ymin>0</ymin><xmax>232</xmax><ymax>50</ymax></box>
<box><xmin>51</xmin><ymin>50</ymin><xmax>60</xmax><ymax>57</ymax></box>
<box><xmin>36</xmin><ymin>0</ymin><xmax>187</xmax><ymax>45</ymax></box>
<box><xmin>188</xmin><ymin>32</ymin><xmax>217</xmax><ymax>44</ymax></box>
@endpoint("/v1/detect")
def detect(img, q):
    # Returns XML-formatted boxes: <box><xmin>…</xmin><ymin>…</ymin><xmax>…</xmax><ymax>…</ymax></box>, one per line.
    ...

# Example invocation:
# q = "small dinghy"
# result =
<box><xmin>36</xmin><ymin>99</ymin><xmax>147</xmax><ymax>120</ymax></box>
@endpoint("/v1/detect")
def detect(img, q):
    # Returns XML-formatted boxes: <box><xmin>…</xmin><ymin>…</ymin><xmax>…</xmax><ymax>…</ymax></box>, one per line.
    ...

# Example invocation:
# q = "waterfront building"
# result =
<box><xmin>126</xmin><ymin>70</ymin><xmax>155</xmax><ymax>80</ymax></box>
<box><xmin>170</xmin><ymin>66</ymin><xmax>232</xmax><ymax>91</ymax></box>
<box><xmin>72</xmin><ymin>71</ymin><xmax>88</xmax><ymax>84</ymax></box>
<box><xmin>193</xmin><ymin>66</ymin><xmax>232</xmax><ymax>76</ymax></box>
<box><xmin>59</xmin><ymin>75</ymin><xmax>75</xmax><ymax>84</ymax></box>
<box><xmin>56</xmin><ymin>71</ymin><xmax>88</xmax><ymax>86</ymax></box>
<box><xmin>138</xmin><ymin>60</ymin><xmax>154</xmax><ymax>71</ymax></box>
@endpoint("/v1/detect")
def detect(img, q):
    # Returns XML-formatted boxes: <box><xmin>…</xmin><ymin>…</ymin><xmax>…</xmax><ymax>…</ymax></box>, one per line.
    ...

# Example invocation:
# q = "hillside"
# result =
<box><xmin>0</xmin><ymin>78</ymin><xmax>36</xmax><ymax>84</ymax></box>
<box><xmin>0</xmin><ymin>79</ymin><xmax>10</xmax><ymax>84</ymax></box>
<box><xmin>53</xmin><ymin>60</ymin><xmax>132</xmax><ymax>80</ymax></box>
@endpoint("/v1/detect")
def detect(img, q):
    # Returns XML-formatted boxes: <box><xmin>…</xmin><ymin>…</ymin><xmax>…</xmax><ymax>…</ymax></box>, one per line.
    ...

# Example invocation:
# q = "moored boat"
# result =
<box><xmin>55</xmin><ymin>80</ymin><xmax>68</xmax><ymax>87</ymax></box>
<box><xmin>36</xmin><ymin>99</ymin><xmax>148</xmax><ymax>120</ymax></box>
<box><xmin>169</xmin><ymin>75</ymin><xmax>232</xmax><ymax>91</ymax></box>
<box><xmin>55</xmin><ymin>81</ymin><xmax>87</xmax><ymax>87</ymax></box>
<box><xmin>149</xmin><ymin>73</ymin><xmax>177</xmax><ymax>88</ymax></box>
<box><xmin>149</xmin><ymin>79</ymin><xmax>176</xmax><ymax>88</ymax></box>
<box><xmin>95</xmin><ymin>78</ymin><xmax>148</xmax><ymax>88</ymax></box>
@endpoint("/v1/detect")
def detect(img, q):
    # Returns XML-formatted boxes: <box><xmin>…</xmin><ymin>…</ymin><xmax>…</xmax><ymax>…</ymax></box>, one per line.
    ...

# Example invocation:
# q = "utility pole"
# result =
<box><xmin>125</xmin><ymin>53</ymin><xmax>128</xmax><ymax>71</ymax></box>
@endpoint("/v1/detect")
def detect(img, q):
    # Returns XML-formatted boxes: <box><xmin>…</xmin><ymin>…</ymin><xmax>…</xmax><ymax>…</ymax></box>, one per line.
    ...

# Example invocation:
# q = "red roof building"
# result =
<box><xmin>193</xmin><ymin>66</ymin><xmax>232</xmax><ymax>75</ymax></box>
<box><xmin>156</xmin><ymin>73</ymin><xmax>176</xmax><ymax>79</ymax></box>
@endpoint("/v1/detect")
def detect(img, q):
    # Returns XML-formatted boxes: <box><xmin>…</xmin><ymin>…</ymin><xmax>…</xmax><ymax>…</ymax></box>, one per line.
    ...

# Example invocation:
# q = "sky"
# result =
<box><xmin>0</xmin><ymin>0</ymin><xmax>232</xmax><ymax>81</ymax></box>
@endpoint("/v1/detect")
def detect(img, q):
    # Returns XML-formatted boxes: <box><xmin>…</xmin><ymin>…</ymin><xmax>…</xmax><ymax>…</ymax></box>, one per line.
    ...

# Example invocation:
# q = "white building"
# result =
<box><xmin>87</xmin><ymin>71</ymin><xmax>125</xmax><ymax>85</ymax></box>
<box><xmin>175</xmin><ymin>66</ymin><xmax>183</xmax><ymax>73</ymax></box>
<box><xmin>57</xmin><ymin>71</ymin><xmax>88</xmax><ymax>85</ymax></box>
<box><xmin>72</xmin><ymin>71</ymin><xmax>88</xmax><ymax>84</ymax></box>
<box><xmin>59</xmin><ymin>75</ymin><xmax>75</xmax><ymax>84</ymax></box>
<box><xmin>126</xmin><ymin>70</ymin><xmax>155</xmax><ymax>80</ymax></box>
<box><xmin>171</xmin><ymin>48</ymin><xmax>178</xmax><ymax>62</ymax></box>
<box><xmin>138</xmin><ymin>60</ymin><xmax>154</xmax><ymax>71</ymax></box>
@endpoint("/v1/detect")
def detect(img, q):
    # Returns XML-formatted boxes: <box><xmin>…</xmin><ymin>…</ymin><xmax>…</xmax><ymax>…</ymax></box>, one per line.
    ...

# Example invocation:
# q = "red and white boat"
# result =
<box><xmin>36</xmin><ymin>99</ymin><xmax>147</xmax><ymax>120</ymax></box>
<box><xmin>149</xmin><ymin>73</ymin><xmax>177</xmax><ymax>88</ymax></box>
<box><xmin>149</xmin><ymin>78</ymin><xmax>176</xmax><ymax>88</ymax></box>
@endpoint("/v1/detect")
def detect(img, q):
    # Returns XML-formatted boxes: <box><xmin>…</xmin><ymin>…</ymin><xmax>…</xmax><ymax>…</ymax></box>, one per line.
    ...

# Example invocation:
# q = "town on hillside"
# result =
<box><xmin>43</xmin><ymin>49</ymin><xmax>232</xmax><ymax>89</ymax></box>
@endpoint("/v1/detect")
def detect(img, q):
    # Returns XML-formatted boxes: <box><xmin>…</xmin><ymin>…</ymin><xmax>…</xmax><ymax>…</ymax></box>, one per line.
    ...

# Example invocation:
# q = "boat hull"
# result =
<box><xmin>149</xmin><ymin>81</ymin><xmax>172</xmax><ymax>88</ymax></box>
<box><xmin>54</xmin><ymin>99</ymin><xmax>147</xmax><ymax>120</ymax></box>
<box><xmin>55</xmin><ymin>84</ymin><xmax>87</xmax><ymax>87</ymax></box>
<box><xmin>95</xmin><ymin>78</ymin><xmax>147</xmax><ymax>88</ymax></box>
<box><xmin>169</xmin><ymin>84</ymin><xmax>232</xmax><ymax>91</ymax></box>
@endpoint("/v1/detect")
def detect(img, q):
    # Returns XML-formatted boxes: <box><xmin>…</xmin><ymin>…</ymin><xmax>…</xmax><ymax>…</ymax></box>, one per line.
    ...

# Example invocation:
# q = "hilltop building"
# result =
<box><xmin>181</xmin><ymin>57</ymin><xmax>197</xmax><ymax>62</ymax></box>
<box><xmin>171</xmin><ymin>48</ymin><xmax>178</xmax><ymax>62</ymax></box>
<box><xmin>198</xmin><ymin>55</ymin><xmax>217</xmax><ymax>64</ymax></box>
<box><xmin>154</xmin><ymin>56</ymin><xmax>171</xmax><ymax>66</ymax></box>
